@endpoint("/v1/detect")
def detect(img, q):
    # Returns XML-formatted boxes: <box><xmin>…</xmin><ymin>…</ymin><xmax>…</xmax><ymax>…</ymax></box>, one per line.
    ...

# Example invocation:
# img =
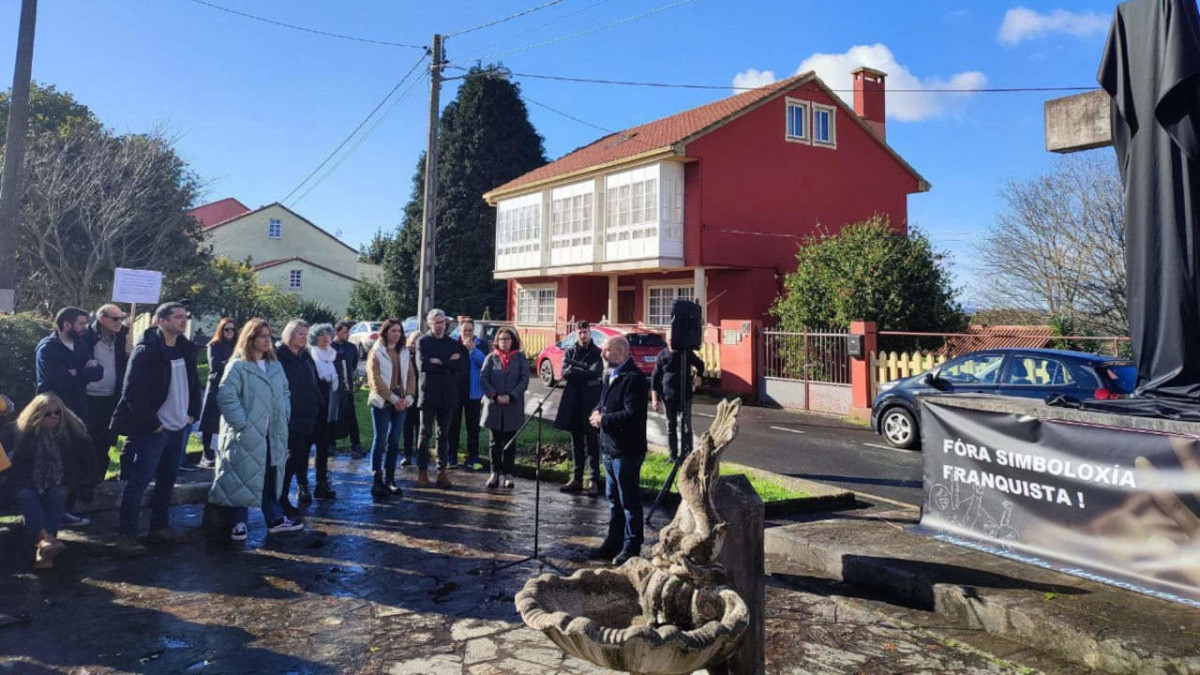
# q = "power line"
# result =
<box><xmin>445</xmin><ymin>0</ymin><xmax>570</xmax><ymax>38</ymax></box>
<box><xmin>186</xmin><ymin>0</ymin><xmax>426</xmax><ymax>49</ymax></box>
<box><xmin>456</xmin><ymin>0</ymin><xmax>614</xmax><ymax>62</ymax></box>
<box><xmin>523</xmin><ymin>95</ymin><xmax>616</xmax><ymax>135</ymax></box>
<box><xmin>291</xmin><ymin>71</ymin><xmax>430</xmax><ymax>207</ymax></box>
<box><xmin>283</xmin><ymin>53</ymin><xmax>429</xmax><ymax>205</ymax></box>
<box><xmin>467</xmin><ymin>0</ymin><xmax>697</xmax><ymax>60</ymax></box>
<box><xmin>490</xmin><ymin>70</ymin><xmax>1097</xmax><ymax>93</ymax></box>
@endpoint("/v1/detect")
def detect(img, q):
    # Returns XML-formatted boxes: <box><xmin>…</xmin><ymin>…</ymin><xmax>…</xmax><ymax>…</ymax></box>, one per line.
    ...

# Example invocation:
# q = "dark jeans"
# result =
<box><xmin>571</xmin><ymin>427</ymin><xmax>601</xmax><ymax>482</ymax></box>
<box><xmin>488</xmin><ymin>428</ymin><xmax>517</xmax><ymax>475</ymax></box>
<box><xmin>403</xmin><ymin>406</ymin><xmax>418</xmax><ymax>462</ymax></box>
<box><xmin>17</xmin><ymin>486</ymin><xmax>69</xmax><ymax>537</ymax></box>
<box><xmin>418</xmin><ymin>406</ymin><xmax>453</xmax><ymax>471</ymax></box>
<box><xmin>603</xmin><ymin>453</ymin><xmax>645</xmax><ymax>555</ymax></box>
<box><xmin>664</xmin><ymin>398</ymin><xmax>694</xmax><ymax>460</ymax></box>
<box><xmin>232</xmin><ymin>453</ymin><xmax>283</xmax><ymax>526</ymax></box>
<box><xmin>450</xmin><ymin>398</ymin><xmax>482</xmax><ymax>464</ymax></box>
<box><xmin>119</xmin><ymin>426</ymin><xmax>188</xmax><ymax>536</ymax></box>
<box><xmin>370</xmin><ymin>405</ymin><xmax>407</xmax><ymax>474</ymax></box>
<box><xmin>85</xmin><ymin>394</ymin><xmax>119</xmax><ymax>481</ymax></box>
<box><xmin>282</xmin><ymin>431</ymin><xmax>317</xmax><ymax>497</ymax></box>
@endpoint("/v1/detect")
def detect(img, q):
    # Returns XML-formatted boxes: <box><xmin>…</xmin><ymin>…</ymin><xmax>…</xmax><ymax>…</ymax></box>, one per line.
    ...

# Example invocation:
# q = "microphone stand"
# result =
<box><xmin>495</xmin><ymin>374</ymin><xmax>567</xmax><ymax>575</ymax></box>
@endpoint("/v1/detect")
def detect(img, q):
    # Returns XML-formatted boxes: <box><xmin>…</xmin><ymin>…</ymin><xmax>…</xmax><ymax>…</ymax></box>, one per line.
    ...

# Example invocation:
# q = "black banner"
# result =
<box><xmin>919</xmin><ymin>400</ymin><xmax>1200</xmax><ymax>608</ymax></box>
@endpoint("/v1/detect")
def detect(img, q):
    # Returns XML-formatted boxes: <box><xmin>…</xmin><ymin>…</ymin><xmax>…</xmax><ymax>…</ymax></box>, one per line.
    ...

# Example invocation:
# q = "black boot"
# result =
<box><xmin>371</xmin><ymin>471</ymin><xmax>389</xmax><ymax>500</ymax></box>
<box><xmin>314</xmin><ymin>479</ymin><xmax>337</xmax><ymax>500</ymax></box>
<box><xmin>385</xmin><ymin>468</ymin><xmax>402</xmax><ymax>496</ymax></box>
<box><xmin>296</xmin><ymin>480</ymin><xmax>313</xmax><ymax>505</ymax></box>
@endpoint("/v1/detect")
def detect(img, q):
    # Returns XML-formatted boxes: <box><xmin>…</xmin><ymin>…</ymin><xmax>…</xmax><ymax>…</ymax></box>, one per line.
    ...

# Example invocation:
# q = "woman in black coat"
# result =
<box><xmin>276</xmin><ymin>319</ymin><xmax>321</xmax><ymax>513</ymax></box>
<box><xmin>196</xmin><ymin>317</ymin><xmax>236</xmax><ymax>469</ymax></box>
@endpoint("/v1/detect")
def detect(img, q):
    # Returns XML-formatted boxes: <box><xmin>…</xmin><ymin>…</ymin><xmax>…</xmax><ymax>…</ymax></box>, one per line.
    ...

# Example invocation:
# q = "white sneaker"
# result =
<box><xmin>267</xmin><ymin>517</ymin><xmax>304</xmax><ymax>534</ymax></box>
<box><xmin>502</xmin><ymin>476</ymin><xmax>515</xmax><ymax>489</ymax></box>
<box><xmin>230</xmin><ymin>522</ymin><xmax>248</xmax><ymax>541</ymax></box>
<box><xmin>485</xmin><ymin>473</ymin><xmax>500</xmax><ymax>489</ymax></box>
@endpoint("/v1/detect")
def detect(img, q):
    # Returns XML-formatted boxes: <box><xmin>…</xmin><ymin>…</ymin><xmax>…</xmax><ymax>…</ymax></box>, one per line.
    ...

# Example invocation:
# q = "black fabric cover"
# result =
<box><xmin>1098</xmin><ymin>0</ymin><xmax>1200</xmax><ymax>403</ymax></box>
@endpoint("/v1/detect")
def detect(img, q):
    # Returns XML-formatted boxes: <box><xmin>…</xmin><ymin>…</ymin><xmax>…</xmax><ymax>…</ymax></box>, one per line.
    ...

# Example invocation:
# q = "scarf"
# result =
<box><xmin>310</xmin><ymin>344</ymin><xmax>339</xmax><ymax>392</ymax></box>
<box><xmin>494</xmin><ymin>347</ymin><xmax>515</xmax><ymax>372</ymax></box>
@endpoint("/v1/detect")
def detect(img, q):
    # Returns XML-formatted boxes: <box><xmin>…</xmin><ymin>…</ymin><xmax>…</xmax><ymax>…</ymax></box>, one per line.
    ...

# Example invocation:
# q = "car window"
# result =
<box><xmin>627</xmin><ymin>333</ymin><xmax>667</xmax><ymax>349</ymax></box>
<box><xmin>560</xmin><ymin>333</ymin><xmax>577</xmax><ymax>349</ymax></box>
<box><xmin>369</xmin><ymin>323</ymin><xmax>381</xmax><ymax>331</ymax></box>
<box><xmin>592</xmin><ymin>330</ymin><xmax>606</xmax><ymax>345</ymax></box>
<box><xmin>940</xmin><ymin>354</ymin><xmax>1005</xmax><ymax>384</ymax></box>
<box><xmin>1004</xmin><ymin>357</ymin><xmax>1074</xmax><ymax>386</ymax></box>
<box><xmin>351</xmin><ymin>324</ymin><xmax>364</xmax><ymax>334</ymax></box>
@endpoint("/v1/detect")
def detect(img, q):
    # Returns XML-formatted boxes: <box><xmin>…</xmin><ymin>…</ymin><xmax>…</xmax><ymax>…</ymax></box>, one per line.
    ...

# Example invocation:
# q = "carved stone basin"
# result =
<box><xmin>515</xmin><ymin>565</ymin><xmax>748</xmax><ymax>675</ymax></box>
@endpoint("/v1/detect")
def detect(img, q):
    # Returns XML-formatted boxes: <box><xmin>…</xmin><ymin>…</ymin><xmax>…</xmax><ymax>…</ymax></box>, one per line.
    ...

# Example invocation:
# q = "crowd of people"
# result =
<box><xmin>0</xmin><ymin>302</ymin><xmax>704</xmax><ymax>569</ymax></box>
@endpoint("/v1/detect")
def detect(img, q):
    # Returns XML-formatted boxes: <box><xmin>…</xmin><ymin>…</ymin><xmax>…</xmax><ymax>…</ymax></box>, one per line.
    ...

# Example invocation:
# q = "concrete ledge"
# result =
<box><xmin>765</xmin><ymin>514</ymin><xmax>1200</xmax><ymax>674</ymax></box>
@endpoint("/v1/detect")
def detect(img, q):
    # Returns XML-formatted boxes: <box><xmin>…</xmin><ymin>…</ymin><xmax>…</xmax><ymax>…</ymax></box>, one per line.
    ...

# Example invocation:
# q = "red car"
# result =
<box><xmin>535</xmin><ymin>326</ymin><xmax>667</xmax><ymax>386</ymax></box>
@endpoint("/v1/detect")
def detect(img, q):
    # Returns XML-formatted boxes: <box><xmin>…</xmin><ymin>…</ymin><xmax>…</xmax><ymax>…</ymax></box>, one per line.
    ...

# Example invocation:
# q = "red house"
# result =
<box><xmin>484</xmin><ymin>68</ymin><xmax>928</xmax><ymax>353</ymax></box>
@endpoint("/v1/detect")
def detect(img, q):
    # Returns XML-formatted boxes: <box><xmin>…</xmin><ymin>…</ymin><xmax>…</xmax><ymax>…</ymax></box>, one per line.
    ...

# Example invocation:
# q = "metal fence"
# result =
<box><xmin>877</xmin><ymin>330</ymin><xmax>1131</xmax><ymax>360</ymax></box>
<box><xmin>761</xmin><ymin>330</ymin><xmax>852</xmax><ymax>385</ymax></box>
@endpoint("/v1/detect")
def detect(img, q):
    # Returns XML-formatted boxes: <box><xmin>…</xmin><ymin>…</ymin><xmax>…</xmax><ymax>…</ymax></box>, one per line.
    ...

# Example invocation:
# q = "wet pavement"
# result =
<box><xmin>1</xmin><ymin>454</ymin><xmax>1050</xmax><ymax>674</ymax></box>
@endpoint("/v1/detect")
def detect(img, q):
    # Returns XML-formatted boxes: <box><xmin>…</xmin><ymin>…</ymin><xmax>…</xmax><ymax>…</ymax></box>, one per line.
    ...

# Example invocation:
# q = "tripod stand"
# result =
<box><xmin>495</xmin><ymin>378</ymin><xmax>566</xmax><ymax>575</ymax></box>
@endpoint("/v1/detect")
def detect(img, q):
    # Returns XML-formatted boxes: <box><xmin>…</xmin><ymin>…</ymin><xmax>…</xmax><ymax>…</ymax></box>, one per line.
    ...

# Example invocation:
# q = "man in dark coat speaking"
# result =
<box><xmin>554</xmin><ymin>322</ymin><xmax>604</xmax><ymax>496</ymax></box>
<box><xmin>1099</xmin><ymin>0</ymin><xmax>1200</xmax><ymax>408</ymax></box>
<box><xmin>590</xmin><ymin>335</ymin><xmax>649</xmax><ymax>566</ymax></box>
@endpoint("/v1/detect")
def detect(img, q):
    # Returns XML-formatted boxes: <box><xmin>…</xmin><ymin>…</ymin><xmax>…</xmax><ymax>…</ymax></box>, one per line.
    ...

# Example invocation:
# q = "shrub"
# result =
<box><xmin>296</xmin><ymin>299</ymin><xmax>339</xmax><ymax>326</ymax></box>
<box><xmin>0</xmin><ymin>313</ymin><xmax>52</xmax><ymax>410</ymax></box>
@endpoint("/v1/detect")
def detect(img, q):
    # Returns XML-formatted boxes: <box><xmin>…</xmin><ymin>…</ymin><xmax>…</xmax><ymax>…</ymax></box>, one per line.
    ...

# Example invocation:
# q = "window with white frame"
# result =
<box><xmin>289</xmin><ymin>269</ymin><xmax>302</xmax><ymax>290</ymax></box>
<box><xmin>785</xmin><ymin>98</ymin><xmax>810</xmax><ymax>143</ymax></box>
<box><xmin>496</xmin><ymin>204</ymin><xmax>542</xmax><ymax>256</ymax></box>
<box><xmin>605</xmin><ymin>177</ymin><xmax>658</xmax><ymax>242</ymax></box>
<box><xmin>268</xmin><ymin>218</ymin><xmax>282</xmax><ymax>239</ymax></box>
<box><xmin>812</xmin><ymin>103</ymin><xmax>836</xmax><ymax>147</ymax></box>
<box><xmin>550</xmin><ymin>192</ymin><xmax>593</xmax><ymax>250</ymax></box>
<box><xmin>646</xmin><ymin>284</ymin><xmax>695</xmax><ymax>326</ymax></box>
<box><xmin>516</xmin><ymin>285</ymin><xmax>556</xmax><ymax>325</ymax></box>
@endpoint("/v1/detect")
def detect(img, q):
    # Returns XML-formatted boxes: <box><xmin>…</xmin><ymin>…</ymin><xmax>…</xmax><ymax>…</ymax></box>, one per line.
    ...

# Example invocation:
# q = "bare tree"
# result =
<box><xmin>977</xmin><ymin>151</ymin><xmax>1126</xmax><ymax>335</ymax></box>
<box><xmin>9</xmin><ymin>125</ymin><xmax>205</xmax><ymax>312</ymax></box>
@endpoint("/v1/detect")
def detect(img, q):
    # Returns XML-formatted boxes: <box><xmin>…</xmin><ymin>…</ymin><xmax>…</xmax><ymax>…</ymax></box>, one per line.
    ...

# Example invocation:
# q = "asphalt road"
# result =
<box><xmin>525</xmin><ymin>381</ymin><xmax>924</xmax><ymax>508</ymax></box>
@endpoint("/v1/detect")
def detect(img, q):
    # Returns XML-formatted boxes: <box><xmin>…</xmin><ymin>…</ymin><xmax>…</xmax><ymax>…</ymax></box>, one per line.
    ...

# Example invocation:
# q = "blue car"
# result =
<box><xmin>871</xmin><ymin>348</ymin><xmax>1137</xmax><ymax>450</ymax></box>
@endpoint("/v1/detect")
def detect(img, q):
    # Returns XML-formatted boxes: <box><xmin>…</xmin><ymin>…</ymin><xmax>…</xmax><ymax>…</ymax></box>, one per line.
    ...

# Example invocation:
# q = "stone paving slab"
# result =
<box><xmin>0</xmin><ymin>455</ymin><xmax>1075</xmax><ymax>674</ymax></box>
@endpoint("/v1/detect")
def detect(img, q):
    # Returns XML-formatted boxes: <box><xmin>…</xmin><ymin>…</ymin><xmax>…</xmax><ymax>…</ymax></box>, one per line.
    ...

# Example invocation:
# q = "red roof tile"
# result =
<box><xmin>487</xmin><ymin>72</ymin><xmax>818</xmax><ymax>197</ymax></box>
<box><xmin>189</xmin><ymin>198</ymin><xmax>250</xmax><ymax>229</ymax></box>
<box><xmin>943</xmin><ymin>325</ymin><xmax>1056</xmax><ymax>354</ymax></box>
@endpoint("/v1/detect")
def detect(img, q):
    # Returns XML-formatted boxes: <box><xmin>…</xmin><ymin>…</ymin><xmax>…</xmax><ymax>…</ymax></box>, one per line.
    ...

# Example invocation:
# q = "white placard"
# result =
<box><xmin>112</xmin><ymin>268</ymin><xmax>163</xmax><ymax>305</ymax></box>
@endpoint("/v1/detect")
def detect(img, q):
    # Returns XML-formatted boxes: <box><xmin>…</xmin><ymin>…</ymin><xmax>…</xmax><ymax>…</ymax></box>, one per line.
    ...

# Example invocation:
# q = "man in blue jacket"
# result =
<box><xmin>36</xmin><ymin>307</ymin><xmax>103</xmax><ymax>420</ymax></box>
<box><xmin>110</xmin><ymin>302</ymin><xmax>200</xmax><ymax>556</ymax></box>
<box><xmin>589</xmin><ymin>335</ymin><xmax>649</xmax><ymax>566</ymax></box>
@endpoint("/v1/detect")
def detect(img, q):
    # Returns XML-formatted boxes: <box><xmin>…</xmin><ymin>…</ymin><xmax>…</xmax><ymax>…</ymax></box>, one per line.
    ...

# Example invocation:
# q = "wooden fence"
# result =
<box><xmin>870</xmin><ymin>350</ymin><xmax>948</xmax><ymax>400</ymax></box>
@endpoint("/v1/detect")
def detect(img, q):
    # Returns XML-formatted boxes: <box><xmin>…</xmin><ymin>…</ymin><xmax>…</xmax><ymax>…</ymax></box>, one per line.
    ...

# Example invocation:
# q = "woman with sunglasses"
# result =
<box><xmin>0</xmin><ymin>393</ymin><xmax>95</xmax><ymax>569</ymax></box>
<box><xmin>196</xmin><ymin>317</ymin><xmax>237</xmax><ymax>469</ymax></box>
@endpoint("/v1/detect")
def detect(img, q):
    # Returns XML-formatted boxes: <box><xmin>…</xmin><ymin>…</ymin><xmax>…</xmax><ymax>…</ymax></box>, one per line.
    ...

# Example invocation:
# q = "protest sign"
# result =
<box><xmin>112</xmin><ymin>268</ymin><xmax>162</xmax><ymax>305</ymax></box>
<box><xmin>919</xmin><ymin>399</ymin><xmax>1200</xmax><ymax>608</ymax></box>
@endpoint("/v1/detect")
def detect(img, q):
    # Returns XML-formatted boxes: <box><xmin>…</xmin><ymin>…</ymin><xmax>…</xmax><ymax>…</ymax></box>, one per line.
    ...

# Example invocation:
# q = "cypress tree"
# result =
<box><xmin>385</xmin><ymin>65</ymin><xmax>547</xmax><ymax>319</ymax></box>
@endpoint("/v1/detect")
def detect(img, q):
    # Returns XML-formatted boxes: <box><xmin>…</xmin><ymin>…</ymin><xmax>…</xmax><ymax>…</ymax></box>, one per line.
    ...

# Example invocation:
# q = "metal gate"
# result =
<box><xmin>760</xmin><ymin>330</ymin><xmax>854</xmax><ymax>415</ymax></box>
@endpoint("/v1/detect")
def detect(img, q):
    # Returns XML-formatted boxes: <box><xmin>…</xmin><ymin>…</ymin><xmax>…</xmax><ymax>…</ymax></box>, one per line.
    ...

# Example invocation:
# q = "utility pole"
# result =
<box><xmin>0</xmin><ymin>0</ymin><xmax>37</xmax><ymax>313</ymax></box>
<box><xmin>416</xmin><ymin>34</ymin><xmax>444</xmax><ymax>321</ymax></box>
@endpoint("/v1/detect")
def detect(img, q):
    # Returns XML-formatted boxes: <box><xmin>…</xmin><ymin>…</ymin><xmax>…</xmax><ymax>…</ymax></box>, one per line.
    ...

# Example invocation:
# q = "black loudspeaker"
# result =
<box><xmin>669</xmin><ymin>298</ymin><xmax>703</xmax><ymax>351</ymax></box>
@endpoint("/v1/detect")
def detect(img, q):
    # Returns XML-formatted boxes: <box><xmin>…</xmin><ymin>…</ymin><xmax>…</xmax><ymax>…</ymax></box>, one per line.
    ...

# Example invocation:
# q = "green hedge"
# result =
<box><xmin>0</xmin><ymin>313</ymin><xmax>51</xmax><ymax>410</ymax></box>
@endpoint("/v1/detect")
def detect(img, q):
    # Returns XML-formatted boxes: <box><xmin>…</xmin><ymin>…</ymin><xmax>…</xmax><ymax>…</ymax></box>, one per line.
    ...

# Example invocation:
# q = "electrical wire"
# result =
<box><xmin>283</xmin><ymin>54</ymin><xmax>429</xmax><ymax>205</ymax></box>
<box><xmin>522</xmin><ymin>94</ymin><xmax>661</xmax><ymax>153</ymax></box>
<box><xmin>445</xmin><ymin>0</ymin><xmax>570</xmax><ymax>38</ymax></box>
<box><xmin>455</xmin><ymin>0</ymin><xmax>614</xmax><ymax>62</ymax></box>
<box><xmin>186</xmin><ymin>0</ymin><xmax>426</xmax><ymax>48</ymax></box>
<box><xmin>291</xmin><ymin>71</ymin><xmax>431</xmax><ymax>207</ymax></box>
<box><xmin>497</xmin><ymin>71</ymin><xmax>1096</xmax><ymax>93</ymax></box>
<box><xmin>466</xmin><ymin>0</ymin><xmax>697</xmax><ymax>61</ymax></box>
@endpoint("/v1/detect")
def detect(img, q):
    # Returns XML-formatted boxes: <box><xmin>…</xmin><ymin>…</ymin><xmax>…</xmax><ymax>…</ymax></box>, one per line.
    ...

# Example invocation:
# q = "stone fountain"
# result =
<box><xmin>515</xmin><ymin>399</ymin><xmax>749</xmax><ymax>674</ymax></box>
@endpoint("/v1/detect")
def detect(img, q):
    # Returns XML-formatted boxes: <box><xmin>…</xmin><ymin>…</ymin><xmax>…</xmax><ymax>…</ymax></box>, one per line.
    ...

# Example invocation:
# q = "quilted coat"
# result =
<box><xmin>480</xmin><ymin>351</ymin><xmax>529</xmax><ymax>432</ymax></box>
<box><xmin>208</xmin><ymin>357</ymin><xmax>291</xmax><ymax>508</ymax></box>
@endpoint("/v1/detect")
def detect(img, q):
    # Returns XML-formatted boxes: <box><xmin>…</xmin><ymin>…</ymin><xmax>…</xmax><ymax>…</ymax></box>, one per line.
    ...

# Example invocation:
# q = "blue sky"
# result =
<box><xmin>0</xmin><ymin>1</ymin><xmax>1116</xmax><ymax>305</ymax></box>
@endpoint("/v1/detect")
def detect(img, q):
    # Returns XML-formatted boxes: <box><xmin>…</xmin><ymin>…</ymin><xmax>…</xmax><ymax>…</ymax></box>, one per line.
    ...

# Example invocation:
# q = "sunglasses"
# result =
<box><xmin>45</xmin><ymin>410</ymin><xmax>62</xmax><ymax>418</ymax></box>
<box><xmin>103</xmin><ymin>314</ymin><xmax>126</xmax><ymax>321</ymax></box>
<box><xmin>223</xmin><ymin>327</ymin><xmax>236</xmax><ymax>333</ymax></box>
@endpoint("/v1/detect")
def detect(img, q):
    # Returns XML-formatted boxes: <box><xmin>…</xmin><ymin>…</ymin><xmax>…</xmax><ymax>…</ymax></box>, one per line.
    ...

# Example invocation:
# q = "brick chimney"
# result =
<box><xmin>852</xmin><ymin>67</ymin><xmax>887</xmax><ymax>140</ymax></box>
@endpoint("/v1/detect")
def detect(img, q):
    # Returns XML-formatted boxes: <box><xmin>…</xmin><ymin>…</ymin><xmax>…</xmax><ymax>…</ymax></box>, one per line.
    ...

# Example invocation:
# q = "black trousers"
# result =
<box><xmin>450</xmin><ymin>398</ymin><xmax>483</xmax><ymax>463</ymax></box>
<box><xmin>489</xmin><ymin>427</ymin><xmax>517</xmax><ymax>475</ymax></box>
<box><xmin>341</xmin><ymin>390</ymin><xmax>361</xmax><ymax>446</ymax></box>
<box><xmin>570</xmin><ymin>427</ymin><xmax>601</xmax><ymax>482</ymax></box>
<box><xmin>201</xmin><ymin>432</ymin><xmax>216</xmax><ymax>463</ymax></box>
<box><xmin>85</xmin><ymin>394</ymin><xmax>119</xmax><ymax>482</ymax></box>
<box><xmin>282</xmin><ymin>431</ymin><xmax>322</xmax><ymax>496</ymax></box>
<box><xmin>403</xmin><ymin>406</ymin><xmax>418</xmax><ymax>461</ymax></box>
<box><xmin>664</xmin><ymin>397</ymin><xmax>693</xmax><ymax>460</ymax></box>
<box><xmin>418</xmin><ymin>406</ymin><xmax>454</xmax><ymax>470</ymax></box>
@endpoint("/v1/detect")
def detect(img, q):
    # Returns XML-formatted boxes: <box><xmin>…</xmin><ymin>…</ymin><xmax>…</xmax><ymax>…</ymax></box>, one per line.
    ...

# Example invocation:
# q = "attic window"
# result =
<box><xmin>785</xmin><ymin>98</ymin><xmax>810</xmax><ymax>144</ymax></box>
<box><xmin>812</xmin><ymin>103</ymin><xmax>836</xmax><ymax>148</ymax></box>
<box><xmin>606</xmin><ymin>132</ymin><xmax>639</xmax><ymax>149</ymax></box>
<box><xmin>268</xmin><ymin>218</ymin><xmax>282</xmax><ymax>239</ymax></box>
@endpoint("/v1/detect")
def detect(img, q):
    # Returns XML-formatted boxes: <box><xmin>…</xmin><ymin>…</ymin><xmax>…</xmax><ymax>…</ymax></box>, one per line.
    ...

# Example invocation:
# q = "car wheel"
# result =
<box><xmin>540</xmin><ymin>360</ymin><xmax>555</xmax><ymax>387</ymax></box>
<box><xmin>881</xmin><ymin>407</ymin><xmax>918</xmax><ymax>450</ymax></box>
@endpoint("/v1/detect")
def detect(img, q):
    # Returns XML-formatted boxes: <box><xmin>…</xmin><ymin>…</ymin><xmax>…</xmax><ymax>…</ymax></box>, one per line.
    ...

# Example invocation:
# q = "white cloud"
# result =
<box><xmin>731</xmin><ymin>68</ymin><xmax>777</xmax><ymax>92</ymax></box>
<box><xmin>796</xmin><ymin>44</ymin><xmax>987</xmax><ymax>122</ymax></box>
<box><xmin>997</xmin><ymin>7</ymin><xmax>1109</xmax><ymax>45</ymax></box>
